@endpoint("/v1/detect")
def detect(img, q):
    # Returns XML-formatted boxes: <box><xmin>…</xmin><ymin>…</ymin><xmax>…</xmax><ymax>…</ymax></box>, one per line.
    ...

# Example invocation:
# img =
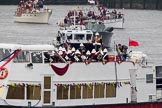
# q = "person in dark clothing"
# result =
<box><xmin>19</xmin><ymin>0</ymin><xmax>24</xmax><ymax>6</ymax></box>
<box><xmin>118</xmin><ymin>12</ymin><xmax>122</xmax><ymax>18</ymax></box>
<box><xmin>44</xmin><ymin>52</ymin><xmax>51</xmax><ymax>63</ymax></box>
<box><xmin>38</xmin><ymin>0</ymin><xmax>43</xmax><ymax>9</ymax></box>
<box><xmin>64</xmin><ymin>16</ymin><xmax>68</xmax><ymax>24</ymax></box>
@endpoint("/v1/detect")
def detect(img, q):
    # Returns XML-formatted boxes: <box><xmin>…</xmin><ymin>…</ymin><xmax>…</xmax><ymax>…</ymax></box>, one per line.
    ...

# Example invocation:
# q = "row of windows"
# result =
<box><xmin>66</xmin><ymin>33</ymin><xmax>92</xmax><ymax>41</ymax></box>
<box><xmin>23</xmin><ymin>14</ymin><xmax>37</xmax><ymax>17</ymax></box>
<box><xmin>6</xmin><ymin>85</ymin><xmax>41</xmax><ymax>100</ymax></box>
<box><xmin>6</xmin><ymin>84</ymin><xmax>116</xmax><ymax>100</ymax></box>
<box><xmin>57</xmin><ymin>84</ymin><xmax>116</xmax><ymax>100</ymax></box>
<box><xmin>13</xmin><ymin>51</ymin><xmax>43</xmax><ymax>63</ymax></box>
<box><xmin>0</xmin><ymin>49</ymin><xmax>45</xmax><ymax>63</ymax></box>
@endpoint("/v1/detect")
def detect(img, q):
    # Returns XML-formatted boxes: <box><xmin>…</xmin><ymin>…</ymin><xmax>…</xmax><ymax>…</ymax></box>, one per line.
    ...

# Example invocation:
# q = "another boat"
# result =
<box><xmin>0</xmin><ymin>28</ymin><xmax>162</xmax><ymax>108</ymax></box>
<box><xmin>57</xmin><ymin>2</ymin><xmax>124</xmax><ymax>29</ymax></box>
<box><xmin>14</xmin><ymin>0</ymin><xmax>52</xmax><ymax>24</ymax></box>
<box><xmin>95</xmin><ymin>0</ymin><xmax>124</xmax><ymax>29</ymax></box>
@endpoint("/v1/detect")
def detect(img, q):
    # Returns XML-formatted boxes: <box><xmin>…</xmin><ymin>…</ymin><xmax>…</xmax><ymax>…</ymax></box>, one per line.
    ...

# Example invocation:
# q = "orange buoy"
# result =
<box><xmin>0</xmin><ymin>67</ymin><xmax>8</xmax><ymax>80</ymax></box>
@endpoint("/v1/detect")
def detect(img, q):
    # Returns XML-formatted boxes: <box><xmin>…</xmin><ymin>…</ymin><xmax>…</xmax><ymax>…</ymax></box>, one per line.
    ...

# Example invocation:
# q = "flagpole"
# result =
<box><xmin>114</xmin><ymin>41</ymin><xmax>118</xmax><ymax>86</ymax></box>
<box><xmin>53</xmin><ymin>49</ymin><xmax>68</xmax><ymax>64</ymax></box>
<box><xmin>128</xmin><ymin>37</ymin><xmax>130</xmax><ymax>52</ymax></box>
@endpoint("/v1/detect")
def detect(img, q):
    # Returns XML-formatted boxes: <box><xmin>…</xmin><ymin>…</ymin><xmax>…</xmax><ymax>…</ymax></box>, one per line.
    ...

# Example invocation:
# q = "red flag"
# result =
<box><xmin>129</xmin><ymin>40</ymin><xmax>139</xmax><ymax>46</ymax></box>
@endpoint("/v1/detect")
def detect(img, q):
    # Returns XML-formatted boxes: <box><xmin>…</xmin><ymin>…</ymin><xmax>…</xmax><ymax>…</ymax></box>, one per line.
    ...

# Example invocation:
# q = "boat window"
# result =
<box><xmin>44</xmin><ymin>77</ymin><xmax>51</xmax><ymax>89</ymax></box>
<box><xmin>13</xmin><ymin>51</ymin><xmax>30</xmax><ymax>63</ymax></box>
<box><xmin>44</xmin><ymin>52</ymin><xmax>51</xmax><ymax>63</ymax></box>
<box><xmin>0</xmin><ymin>48</ymin><xmax>11</xmax><ymax>61</ymax></box>
<box><xmin>86</xmin><ymin>34</ymin><xmax>92</xmax><ymax>40</ymax></box>
<box><xmin>106</xmin><ymin>84</ymin><xmax>116</xmax><ymax>97</ymax></box>
<box><xmin>74</xmin><ymin>34</ymin><xmax>85</xmax><ymax>40</ymax></box>
<box><xmin>57</xmin><ymin>85</ymin><xmax>68</xmax><ymax>100</ymax></box>
<box><xmin>94</xmin><ymin>83</ymin><xmax>104</xmax><ymax>98</ymax></box>
<box><xmin>67</xmin><ymin>33</ymin><xmax>72</xmax><ymax>40</ymax></box>
<box><xmin>156</xmin><ymin>66</ymin><xmax>162</xmax><ymax>89</ymax></box>
<box><xmin>6</xmin><ymin>85</ymin><xmax>25</xmax><ymax>99</ymax></box>
<box><xmin>83</xmin><ymin>84</ymin><xmax>93</xmax><ymax>99</ymax></box>
<box><xmin>27</xmin><ymin>85</ymin><xmax>41</xmax><ymax>100</ymax></box>
<box><xmin>146</xmin><ymin>74</ymin><xmax>153</xmax><ymax>83</ymax></box>
<box><xmin>56</xmin><ymin>82</ymin><xmax>117</xmax><ymax>100</ymax></box>
<box><xmin>31</xmin><ymin>52</ymin><xmax>43</xmax><ymax>63</ymax></box>
<box><xmin>70</xmin><ymin>85</ymin><xmax>81</xmax><ymax>99</ymax></box>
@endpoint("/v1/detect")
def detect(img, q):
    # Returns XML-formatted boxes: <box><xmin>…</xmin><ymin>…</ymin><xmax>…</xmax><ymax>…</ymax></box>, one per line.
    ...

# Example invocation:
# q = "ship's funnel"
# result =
<box><xmin>98</xmin><ymin>31</ymin><xmax>113</xmax><ymax>48</ymax></box>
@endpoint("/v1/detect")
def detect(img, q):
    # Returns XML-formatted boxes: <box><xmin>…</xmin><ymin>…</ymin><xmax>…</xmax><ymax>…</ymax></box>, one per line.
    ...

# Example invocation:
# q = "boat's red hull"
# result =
<box><xmin>1</xmin><ymin>102</ymin><xmax>162</xmax><ymax>107</ymax></box>
<box><xmin>62</xmin><ymin>102</ymin><xmax>162</xmax><ymax>108</ymax></box>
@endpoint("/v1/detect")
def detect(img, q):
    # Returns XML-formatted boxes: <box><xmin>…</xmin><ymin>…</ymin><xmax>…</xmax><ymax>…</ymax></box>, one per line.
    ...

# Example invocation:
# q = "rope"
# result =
<box><xmin>0</xmin><ymin>50</ymin><xmax>17</xmax><ymax>62</ymax></box>
<box><xmin>0</xmin><ymin>49</ymin><xmax>21</xmax><ymax>70</ymax></box>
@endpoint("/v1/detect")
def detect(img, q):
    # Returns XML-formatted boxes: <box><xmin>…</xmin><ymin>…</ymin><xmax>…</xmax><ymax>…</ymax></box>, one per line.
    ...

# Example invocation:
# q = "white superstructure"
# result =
<box><xmin>103</xmin><ymin>18</ymin><xmax>124</xmax><ymax>29</ymax></box>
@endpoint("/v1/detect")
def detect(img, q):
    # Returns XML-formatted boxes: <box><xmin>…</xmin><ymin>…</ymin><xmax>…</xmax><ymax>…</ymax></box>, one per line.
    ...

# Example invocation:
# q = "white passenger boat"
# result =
<box><xmin>0</xmin><ymin>29</ymin><xmax>162</xmax><ymax>108</ymax></box>
<box><xmin>58</xmin><ymin>2</ymin><xmax>124</xmax><ymax>29</ymax></box>
<box><xmin>14</xmin><ymin>0</ymin><xmax>52</xmax><ymax>24</ymax></box>
<box><xmin>14</xmin><ymin>9</ymin><xmax>52</xmax><ymax>24</ymax></box>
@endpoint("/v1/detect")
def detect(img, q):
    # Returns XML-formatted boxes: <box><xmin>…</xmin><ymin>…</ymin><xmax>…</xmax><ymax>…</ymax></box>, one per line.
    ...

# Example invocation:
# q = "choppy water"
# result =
<box><xmin>0</xmin><ymin>5</ymin><xmax>162</xmax><ymax>64</ymax></box>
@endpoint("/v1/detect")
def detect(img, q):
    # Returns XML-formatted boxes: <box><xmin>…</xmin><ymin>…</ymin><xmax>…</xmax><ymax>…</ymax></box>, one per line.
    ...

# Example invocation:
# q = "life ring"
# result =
<box><xmin>0</xmin><ymin>67</ymin><xmax>8</xmax><ymax>80</ymax></box>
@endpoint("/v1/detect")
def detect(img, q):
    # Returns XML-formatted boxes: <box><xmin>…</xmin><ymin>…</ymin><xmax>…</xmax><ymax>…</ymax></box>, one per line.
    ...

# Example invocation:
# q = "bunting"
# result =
<box><xmin>54</xmin><ymin>81</ymin><xmax>131</xmax><ymax>89</ymax></box>
<box><xmin>0</xmin><ymin>83</ymin><xmax>41</xmax><ymax>88</ymax></box>
<box><xmin>50</xmin><ymin>63</ymin><xmax>69</xmax><ymax>76</ymax></box>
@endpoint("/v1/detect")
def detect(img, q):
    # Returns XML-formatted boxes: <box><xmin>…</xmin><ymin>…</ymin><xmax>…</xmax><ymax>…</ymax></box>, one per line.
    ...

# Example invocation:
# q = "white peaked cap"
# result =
<box><xmin>86</xmin><ymin>50</ymin><xmax>91</xmax><ymax>55</ymax></box>
<box><xmin>72</xmin><ymin>47</ymin><xmax>76</xmax><ymax>51</ymax></box>
<box><xmin>59</xmin><ymin>46</ymin><xmax>63</xmax><ymax>51</ymax></box>
<box><xmin>58</xmin><ymin>51</ymin><xmax>63</xmax><ymax>55</ymax></box>
<box><xmin>80</xmin><ymin>43</ymin><xmax>84</xmax><ymax>46</ymax></box>
<box><xmin>75</xmin><ymin>50</ymin><xmax>81</xmax><ymax>54</ymax></box>
<box><xmin>95</xmin><ymin>32</ymin><xmax>99</xmax><ymax>36</ymax></box>
<box><xmin>103</xmin><ymin>48</ymin><xmax>108</xmax><ymax>53</ymax></box>
<box><xmin>142</xmin><ymin>54</ymin><xmax>148</xmax><ymax>59</ymax></box>
<box><xmin>67</xmin><ymin>50</ymin><xmax>72</xmax><ymax>54</ymax></box>
<box><xmin>62</xmin><ymin>47</ymin><xmax>66</xmax><ymax>52</ymax></box>
<box><xmin>55</xmin><ymin>48</ymin><xmax>58</xmax><ymax>52</ymax></box>
<box><xmin>91</xmin><ymin>49</ymin><xmax>96</xmax><ymax>53</ymax></box>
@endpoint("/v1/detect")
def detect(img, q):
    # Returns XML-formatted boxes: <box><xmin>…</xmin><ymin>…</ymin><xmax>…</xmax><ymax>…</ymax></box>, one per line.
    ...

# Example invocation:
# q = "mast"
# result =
<box><xmin>74</xmin><ymin>9</ymin><xmax>76</xmax><ymax>29</ymax></box>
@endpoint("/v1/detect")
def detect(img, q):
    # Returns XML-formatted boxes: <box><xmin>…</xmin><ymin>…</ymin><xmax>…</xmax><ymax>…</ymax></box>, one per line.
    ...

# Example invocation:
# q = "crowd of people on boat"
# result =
<box><xmin>16</xmin><ymin>0</ymin><xmax>45</xmax><ymax>16</ymax></box>
<box><xmin>97</xmin><ymin>5</ymin><xmax>123</xmax><ymax>20</ymax></box>
<box><xmin>44</xmin><ymin>44</ymin><xmax>112</xmax><ymax>64</ymax></box>
<box><xmin>61</xmin><ymin>6</ymin><xmax>123</xmax><ymax>26</ymax></box>
<box><xmin>62</xmin><ymin>10</ymin><xmax>85</xmax><ymax>26</ymax></box>
<box><xmin>44</xmin><ymin>33</ymin><xmax>128</xmax><ymax>64</ymax></box>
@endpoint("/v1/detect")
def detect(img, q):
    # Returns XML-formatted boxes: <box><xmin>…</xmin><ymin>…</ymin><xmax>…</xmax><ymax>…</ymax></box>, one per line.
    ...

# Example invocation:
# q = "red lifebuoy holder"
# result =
<box><xmin>0</xmin><ymin>67</ymin><xmax>8</xmax><ymax>80</ymax></box>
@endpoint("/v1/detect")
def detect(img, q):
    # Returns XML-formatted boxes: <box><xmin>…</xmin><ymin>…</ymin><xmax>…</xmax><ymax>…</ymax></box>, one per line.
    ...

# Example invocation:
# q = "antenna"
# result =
<box><xmin>74</xmin><ymin>10</ymin><xmax>76</xmax><ymax>29</ymax></box>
